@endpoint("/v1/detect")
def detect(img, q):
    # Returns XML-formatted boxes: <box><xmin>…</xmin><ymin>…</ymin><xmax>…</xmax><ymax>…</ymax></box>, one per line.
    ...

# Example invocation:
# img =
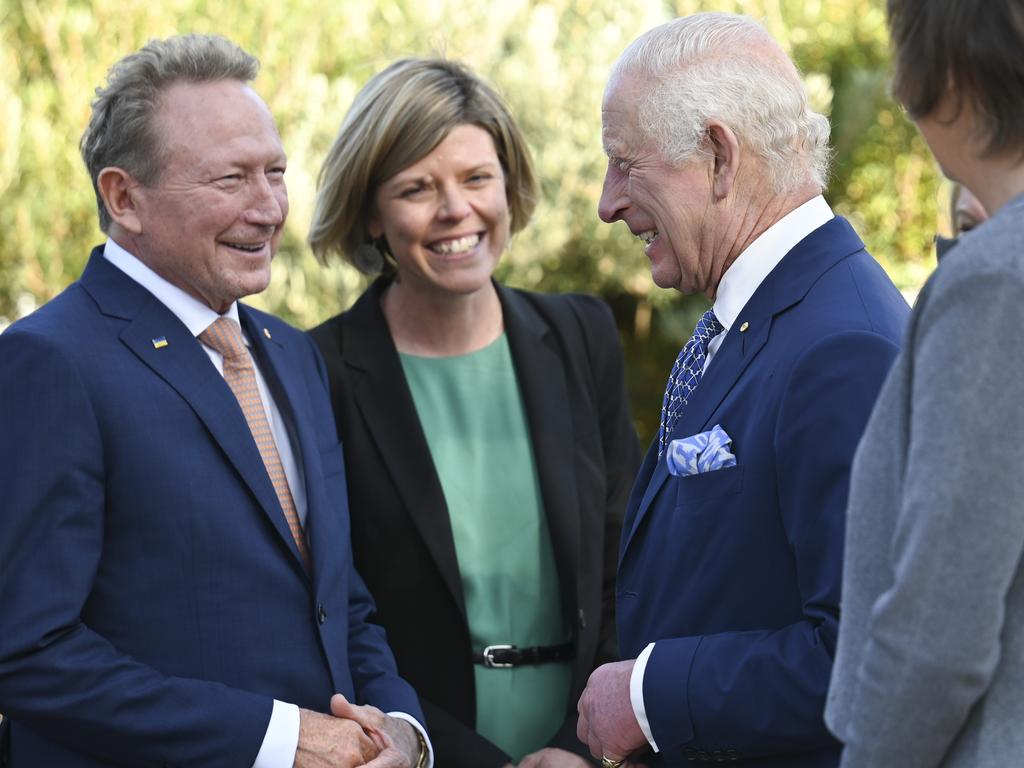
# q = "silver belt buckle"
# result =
<box><xmin>482</xmin><ymin>644</ymin><xmax>515</xmax><ymax>668</ymax></box>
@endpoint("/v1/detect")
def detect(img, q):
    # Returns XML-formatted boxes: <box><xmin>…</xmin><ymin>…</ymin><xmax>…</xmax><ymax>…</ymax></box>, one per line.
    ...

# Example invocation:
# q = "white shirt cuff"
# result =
<box><xmin>249</xmin><ymin>701</ymin><xmax>432</xmax><ymax>768</ymax></box>
<box><xmin>388</xmin><ymin>711</ymin><xmax>434</xmax><ymax>768</ymax></box>
<box><xmin>253</xmin><ymin>699</ymin><xmax>299</xmax><ymax>768</ymax></box>
<box><xmin>630</xmin><ymin>643</ymin><xmax>659</xmax><ymax>752</ymax></box>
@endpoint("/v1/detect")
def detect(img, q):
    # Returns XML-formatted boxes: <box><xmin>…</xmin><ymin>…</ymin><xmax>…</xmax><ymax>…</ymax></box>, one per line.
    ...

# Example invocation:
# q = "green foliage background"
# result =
<box><xmin>0</xmin><ymin>0</ymin><xmax>947</xmax><ymax>443</ymax></box>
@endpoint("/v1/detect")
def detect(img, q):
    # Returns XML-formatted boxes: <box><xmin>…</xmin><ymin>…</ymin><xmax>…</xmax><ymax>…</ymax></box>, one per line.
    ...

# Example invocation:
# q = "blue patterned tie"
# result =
<box><xmin>658</xmin><ymin>309</ymin><xmax>724</xmax><ymax>459</ymax></box>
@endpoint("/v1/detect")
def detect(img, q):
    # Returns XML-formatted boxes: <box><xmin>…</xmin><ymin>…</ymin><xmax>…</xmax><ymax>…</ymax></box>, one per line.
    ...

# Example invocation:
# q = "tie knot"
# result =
<box><xmin>200</xmin><ymin>316</ymin><xmax>246</xmax><ymax>359</ymax></box>
<box><xmin>694</xmin><ymin>309</ymin><xmax>723</xmax><ymax>344</ymax></box>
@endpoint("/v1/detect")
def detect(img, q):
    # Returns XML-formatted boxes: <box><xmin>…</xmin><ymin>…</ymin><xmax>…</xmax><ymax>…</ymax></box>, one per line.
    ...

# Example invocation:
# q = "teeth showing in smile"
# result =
<box><xmin>431</xmin><ymin>234</ymin><xmax>480</xmax><ymax>255</ymax></box>
<box><xmin>638</xmin><ymin>230</ymin><xmax>658</xmax><ymax>245</ymax></box>
<box><xmin>225</xmin><ymin>242</ymin><xmax>264</xmax><ymax>253</ymax></box>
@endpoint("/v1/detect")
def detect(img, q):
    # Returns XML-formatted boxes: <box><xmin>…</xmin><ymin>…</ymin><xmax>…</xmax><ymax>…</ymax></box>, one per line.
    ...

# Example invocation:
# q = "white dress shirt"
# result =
<box><xmin>627</xmin><ymin>195</ymin><xmax>835</xmax><ymax>752</ymax></box>
<box><xmin>102</xmin><ymin>239</ymin><xmax>433</xmax><ymax>768</ymax></box>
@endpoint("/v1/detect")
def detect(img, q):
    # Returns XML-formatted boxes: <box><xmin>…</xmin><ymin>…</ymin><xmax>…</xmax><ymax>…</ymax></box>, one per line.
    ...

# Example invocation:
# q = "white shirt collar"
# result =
<box><xmin>712</xmin><ymin>195</ymin><xmax>834</xmax><ymax>330</ymax></box>
<box><xmin>103</xmin><ymin>238</ymin><xmax>241</xmax><ymax>338</ymax></box>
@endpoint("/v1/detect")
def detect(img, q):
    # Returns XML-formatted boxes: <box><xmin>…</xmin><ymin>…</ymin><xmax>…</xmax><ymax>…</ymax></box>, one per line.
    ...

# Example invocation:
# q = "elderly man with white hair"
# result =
<box><xmin>576</xmin><ymin>13</ymin><xmax>909</xmax><ymax>768</ymax></box>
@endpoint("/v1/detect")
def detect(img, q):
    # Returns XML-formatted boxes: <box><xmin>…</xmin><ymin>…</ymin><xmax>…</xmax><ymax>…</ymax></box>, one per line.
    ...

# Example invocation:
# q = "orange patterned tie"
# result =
<box><xmin>200</xmin><ymin>317</ymin><xmax>310</xmax><ymax>566</ymax></box>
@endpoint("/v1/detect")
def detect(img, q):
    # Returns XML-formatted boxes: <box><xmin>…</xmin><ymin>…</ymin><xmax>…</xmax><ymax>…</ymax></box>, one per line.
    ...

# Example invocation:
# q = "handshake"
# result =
<box><xmin>296</xmin><ymin>694</ymin><xmax>424</xmax><ymax>768</ymax></box>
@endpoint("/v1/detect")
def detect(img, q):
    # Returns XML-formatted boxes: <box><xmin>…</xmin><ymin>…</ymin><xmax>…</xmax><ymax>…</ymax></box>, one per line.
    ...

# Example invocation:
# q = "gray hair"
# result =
<box><xmin>612</xmin><ymin>13</ymin><xmax>831</xmax><ymax>193</ymax></box>
<box><xmin>80</xmin><ymin>34</ymin><xmax>259</xmax><ymax>232</ymax></box>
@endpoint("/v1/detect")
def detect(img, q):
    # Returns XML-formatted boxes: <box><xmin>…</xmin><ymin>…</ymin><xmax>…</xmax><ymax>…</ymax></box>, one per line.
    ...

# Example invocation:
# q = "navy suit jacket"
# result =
<box><xmin>618</xmin><ymin>217</ymin><xmax>909</xmax><ymax>766</ymax></box>
<box><xmin>0</xmin><ymin>248</ymin><xmax>423</xmax><ymax>767</ymax></box>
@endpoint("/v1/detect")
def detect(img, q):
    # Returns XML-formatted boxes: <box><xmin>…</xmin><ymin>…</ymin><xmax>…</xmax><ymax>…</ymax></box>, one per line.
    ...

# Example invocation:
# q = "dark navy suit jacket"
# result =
<box><xmin>618</xmin><ymin>218</ymin><xmax>909</xmax><ymax>766</ymax></box>
<box><xmin>0</xmin><ymin>248</ymin><xmax>423</xmax><ymax>767</ymax></box>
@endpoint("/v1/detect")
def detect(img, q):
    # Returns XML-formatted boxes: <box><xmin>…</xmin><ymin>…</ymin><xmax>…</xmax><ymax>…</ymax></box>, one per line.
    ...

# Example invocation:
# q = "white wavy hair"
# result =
<box><xmin>611</xmin><ymin>13</ymin><xmax>831</xmax><ymax>194</ymax></box>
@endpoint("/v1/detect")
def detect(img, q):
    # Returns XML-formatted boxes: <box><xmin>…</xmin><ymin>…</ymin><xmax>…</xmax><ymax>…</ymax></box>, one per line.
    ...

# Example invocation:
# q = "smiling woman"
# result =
<box><xmin>367</xmin><ymin>123</ymin><xmax>511</xmax><ymax>323</ymax></box>
<box><xmin>307</xmin><ymin>58</ymin><xmax>641</xmax><ymax>768</ymax></box>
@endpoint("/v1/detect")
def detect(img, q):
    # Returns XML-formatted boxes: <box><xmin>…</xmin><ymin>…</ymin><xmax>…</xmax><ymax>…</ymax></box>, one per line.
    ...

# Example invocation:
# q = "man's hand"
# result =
<box><xmin>294</xmin><ymin>707</ymin><xmax>379</xmax><ymax>768</ymax></box>
<box><xmin>576</xmin><ymin>660</ymin><xmax>647</xmax><ymax>763</ymax></box>
<box><xmin>517</xmin><ymin>747</ymin><xmax>591</xmax><ymax>767</ymax></box>
<box><xmin>330</xmin><ymin>694</ymin><xmax>420</xmax><ymax>768</ymax></box>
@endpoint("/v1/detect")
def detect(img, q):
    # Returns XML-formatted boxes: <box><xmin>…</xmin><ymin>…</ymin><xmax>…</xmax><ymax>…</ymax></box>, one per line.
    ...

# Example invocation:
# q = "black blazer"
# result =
<box><xmin>310</xmin><ymin>278</ymin><xmax>641</xmax><ymax>766</ymax></box>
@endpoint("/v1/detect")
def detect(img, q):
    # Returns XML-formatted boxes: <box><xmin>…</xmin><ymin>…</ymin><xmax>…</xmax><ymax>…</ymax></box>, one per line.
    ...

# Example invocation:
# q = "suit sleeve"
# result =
<box><xmin>573</xmin><ymin>295</ymin><xmax>642</xmax><ymax>666</ymax></box>
<box><xmin>0</xmin><ymin>328</ymin><xmax>272</xmax><ymax>767</ymax></box>
<box><xmin>544</xmin><ymin>297</ymin><xmax>640</xmax><ymax>763</ymax></box>
<box><xmin>302</xmin><ymin>335</ymin><xmax>426</xmax><ymax>724</ymax></box>
<box><xmin>837</xmin><ymin>271</ymin><xmax>1024</xmax><ymax>768</ymax></box>
<box><xmin>642</xmin><ymin>330</ymin><xmax>900</xmax><ymax>758</ymax></box>
<box><xmin>419</xmin><ymin>697</ymin><xmax>511</xmax><ymax>768</ymax></box>
<box><xmin>343</xmin><ymin>552</ymin><xmax>426</xmax><ymax>722</ymax></box>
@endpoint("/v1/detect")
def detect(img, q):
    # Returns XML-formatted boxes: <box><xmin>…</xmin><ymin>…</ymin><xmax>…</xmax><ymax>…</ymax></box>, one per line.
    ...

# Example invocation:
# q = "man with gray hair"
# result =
<box><xmin>0</xmin><ymin>34</ymin><xmax>430</xmax><ymax>768</ymax></box>
<box><xmin>576</xmin><ymin>13</ymin><xmax>908</xmax><ymax>767</ymax></box>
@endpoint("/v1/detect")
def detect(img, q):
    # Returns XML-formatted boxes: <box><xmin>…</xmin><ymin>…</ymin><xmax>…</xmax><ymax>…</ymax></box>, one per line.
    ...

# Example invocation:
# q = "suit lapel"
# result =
<box><xmin>622</xmin><ymin>216</ymin><xmax>866</xmax><ymax>553</ymax></box>
<box><xmin>81</xmin><ymin>252</ymin><xmax>308</xmax><ymax>575</ymax></box>
<box><xmin>623</xmin><ymin>311</ymin><xmax>772</xmax><ymax>551</ymax></box>
<box><xmin>239</xmin><ymin>307</ymin><xmax>315</xmax><ymax>575</ymax></box>
<box><xmin>342</xmin><ymin>280</ymin><xmax>467</xmax><ymax>617</ymax></box>
<box><xmin>499</xmin><ymin>286</ymin><xmax>580</xmax><ymax>632</ymax></box>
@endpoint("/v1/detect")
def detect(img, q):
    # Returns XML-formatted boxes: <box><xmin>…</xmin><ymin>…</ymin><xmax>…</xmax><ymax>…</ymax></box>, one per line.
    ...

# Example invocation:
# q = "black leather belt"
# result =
<box><xmin>472</xmin><ymin>642</ymin><xmax>575</xmax><ymax>669</ymax></box>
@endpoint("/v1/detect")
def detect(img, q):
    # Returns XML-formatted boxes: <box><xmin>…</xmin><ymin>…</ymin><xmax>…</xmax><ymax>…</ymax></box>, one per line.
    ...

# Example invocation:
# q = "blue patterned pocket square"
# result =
<box><xmin>666</xmin><ymin>424</ymin><xmax>737</xmax><ymax>477</ymax></box>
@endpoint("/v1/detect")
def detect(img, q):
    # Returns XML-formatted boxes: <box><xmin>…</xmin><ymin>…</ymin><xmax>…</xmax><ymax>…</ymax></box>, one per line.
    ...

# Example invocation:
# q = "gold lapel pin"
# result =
<box><xmin>263</xmin><ymin>328</ymin><xmax>272</xmax><ymax>339</ymax></box>
<box><xmin>152</xmin><ymin>336</ymin><xmax>169</xmax><ymax>349</ymax></box>
<box><xmin>739</xmin><ymin>321</ymin><xmax>749</xmax><ymax>333</ymax></box>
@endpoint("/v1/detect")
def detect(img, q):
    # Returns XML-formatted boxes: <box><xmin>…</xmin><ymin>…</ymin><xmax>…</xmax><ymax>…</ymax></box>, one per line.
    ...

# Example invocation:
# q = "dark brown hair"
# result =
<box><xmin>888</xmin><ymin>0</ymin><xmax>1024</xmax><ymax>157</ymax></box>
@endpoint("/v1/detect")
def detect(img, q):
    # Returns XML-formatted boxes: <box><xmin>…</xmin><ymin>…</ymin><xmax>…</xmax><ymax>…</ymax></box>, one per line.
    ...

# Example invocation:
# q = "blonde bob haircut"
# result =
<box><xmin>309</xmin><ymin>58</ymin><xmax>538</xmax><ymax>273</ymax></box>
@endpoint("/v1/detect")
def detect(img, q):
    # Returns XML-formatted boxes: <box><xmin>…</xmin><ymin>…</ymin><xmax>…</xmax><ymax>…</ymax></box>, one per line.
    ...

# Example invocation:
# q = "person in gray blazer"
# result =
<box><xmin>825</xmin><ymin>1</ymin><xmax>1024</xmax><ymax>766</ymax></box>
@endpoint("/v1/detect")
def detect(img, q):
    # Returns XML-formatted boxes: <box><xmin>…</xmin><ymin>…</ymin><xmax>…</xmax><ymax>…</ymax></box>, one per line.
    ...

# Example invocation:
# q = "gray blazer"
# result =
<box><xmin>826</xmin><ymin>194</ymin><xmax>1024</xmax><ymax>767</ymax></box>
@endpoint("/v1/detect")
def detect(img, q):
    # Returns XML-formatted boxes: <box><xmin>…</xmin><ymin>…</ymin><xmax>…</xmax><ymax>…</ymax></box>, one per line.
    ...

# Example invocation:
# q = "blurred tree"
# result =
<box><xmin>0</xmin><ymin>0</ymin><xmax>942</xmax><ymax>442</ymax></box>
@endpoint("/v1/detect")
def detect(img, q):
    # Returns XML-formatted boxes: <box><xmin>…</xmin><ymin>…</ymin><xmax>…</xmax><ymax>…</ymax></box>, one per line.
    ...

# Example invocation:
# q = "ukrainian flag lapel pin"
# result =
<box><xmin>152</xmin><ymin>336</ymin><xmax>169</xmax><ymax>349</ymax></box>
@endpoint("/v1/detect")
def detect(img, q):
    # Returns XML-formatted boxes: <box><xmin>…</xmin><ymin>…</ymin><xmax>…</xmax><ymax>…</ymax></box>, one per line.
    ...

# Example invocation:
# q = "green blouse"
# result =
<box><xmin>399</xmin><ymin>333</ymin><xmax>572</xmax><ymax>760</ymax></box>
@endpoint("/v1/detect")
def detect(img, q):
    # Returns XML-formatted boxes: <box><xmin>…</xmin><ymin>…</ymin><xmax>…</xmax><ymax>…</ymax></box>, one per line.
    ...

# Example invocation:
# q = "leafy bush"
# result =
<box><xmin>0</xmin><ymin>0</ymin><xmax>943</xmax><ymax>441</ymax></box>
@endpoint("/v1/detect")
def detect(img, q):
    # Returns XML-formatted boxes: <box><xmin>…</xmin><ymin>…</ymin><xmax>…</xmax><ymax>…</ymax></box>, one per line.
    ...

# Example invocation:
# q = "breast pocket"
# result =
<box><xmin>673</xmin><ymin>464</ymin><xmax>745</xmax><ymax>508</ymax></box>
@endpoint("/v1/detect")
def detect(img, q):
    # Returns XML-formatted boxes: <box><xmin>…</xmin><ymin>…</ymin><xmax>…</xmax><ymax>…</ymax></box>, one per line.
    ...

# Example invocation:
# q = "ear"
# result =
<box><xmin>705</xmin><ymin>120</ymin><xmax>741</xmax><ymax>200</ymax></box>
<box><xmin>367</xmin><ymin>216</ymin><xmax>383</xmax><ymax>240</ymax></box>
<box><xmin>97</xmin><ymin>167</ymin><xmax>144</xmax><ymax>234</ymax></box>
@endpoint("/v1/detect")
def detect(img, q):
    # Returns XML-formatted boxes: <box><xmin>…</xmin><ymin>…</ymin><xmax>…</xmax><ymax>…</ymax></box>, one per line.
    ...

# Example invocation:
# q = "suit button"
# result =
<box><xmin>317</xmin><ymin>604</ymin><xmax>327</xmax><ymax>625</ymax></box>
<box><xmin>697</xmin><ymin>751</ymin><xmax>711</xmax><ymax>761</ymax></box>
<box><xmin>683</xmin><ymin>747</ymin><xmax>697</xmax><ymax>761</ymax></box>
<box><xmin>578</xmin><ymin>609</ymin><xmax>587</xmax><ymax>629</ymax></box>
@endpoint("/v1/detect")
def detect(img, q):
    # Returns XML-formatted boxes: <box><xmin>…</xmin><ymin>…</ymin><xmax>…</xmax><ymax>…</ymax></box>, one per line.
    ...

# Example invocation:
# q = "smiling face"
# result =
<box><xmin>599</xmin><ymin>73</ymin><xmax>726</xmax><ymax>297</ymax></box>
<box><xmin>369</xmin><ymin>123</ymin><xmax>510</xmax><ymax>299</ymax></box>
<box><xmin>126</xmin><ymin>79</ymin><xmax>288</xmax><ymax>313</ymax></box>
